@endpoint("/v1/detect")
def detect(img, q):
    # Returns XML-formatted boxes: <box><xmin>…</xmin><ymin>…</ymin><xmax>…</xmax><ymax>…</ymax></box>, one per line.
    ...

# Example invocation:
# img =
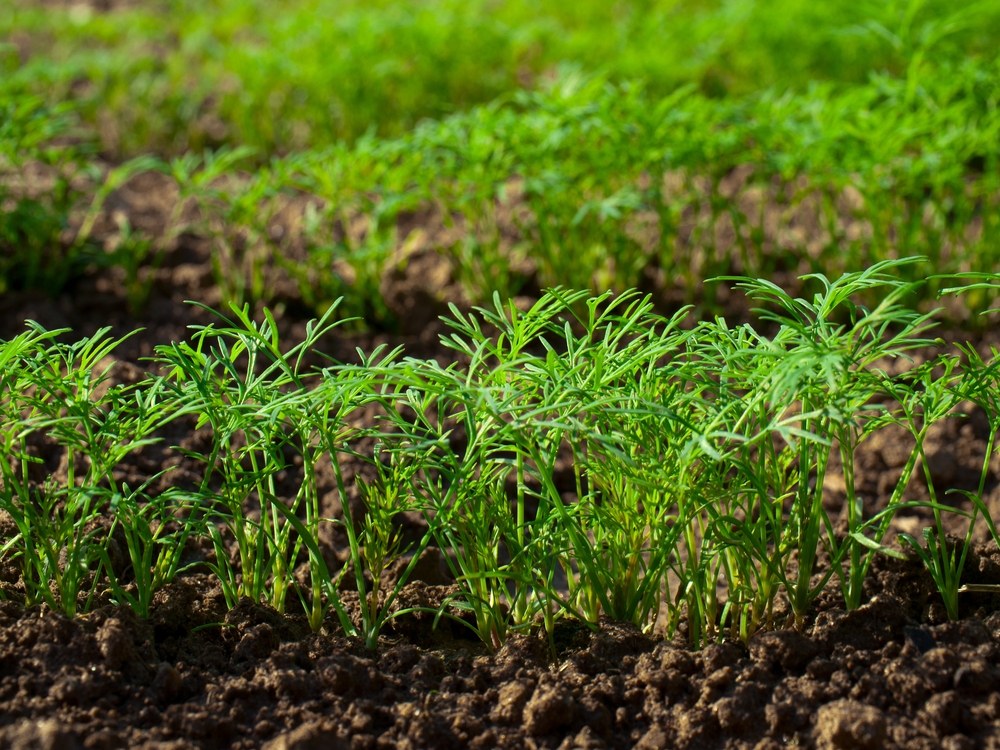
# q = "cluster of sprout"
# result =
<box><xmin>2</xmin><ymin>259</ymin><xmax>999</xmax><ymax>653</ymax></box>
<box><xmin>3</xmin><ymin>59</ymin><xmax>1000</xmax><ymax>323</ymax></box>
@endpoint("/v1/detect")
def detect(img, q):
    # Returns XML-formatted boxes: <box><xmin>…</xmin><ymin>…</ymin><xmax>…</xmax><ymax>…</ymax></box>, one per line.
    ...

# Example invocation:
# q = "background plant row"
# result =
<box><xmin>4</xmin><ymin>0</ymin><xmax>999</xmax><ymax>155</ymax></box>
<box><xmin>3</xmin><ymin>58</ymin><xmax>1000</xmax><ymax>325</ymax></box>
<box><xmin>2</xmin><ymin>262</ymin><xmax>998</xmax><ymax>653</ymax></box>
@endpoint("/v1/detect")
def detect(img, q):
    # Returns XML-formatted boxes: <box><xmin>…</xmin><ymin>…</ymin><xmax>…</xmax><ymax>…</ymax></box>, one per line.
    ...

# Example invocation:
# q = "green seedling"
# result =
<box><xmin>168</xmin><ymin>147</ymin><xmax>275</xmax><ymax>309</ymax></box>
<box><xmin>153</xmin><ymin>299</ymin><xmax>344</xmax><ymax>612</ymax></box>
<box><xmin>99</xmin><ymin>483</ymin><xmax>206</xmax><ymax>618</ymax></box>
<box><xmin>274</xmin><ymin>350</ymin><xmax>403</xmax><ymax>635</ymax></box>
<box><xmin>380</xmin><ymin>361</ymin><xmax>532</xmax><ymax>651</ymax></box>
<box><xmin>5</xmin><ymin>10</ymin><xmax>1000</xmax><ymax>320</ymax></box>
<box><xmin>100</xmin><ymin>215</ymin><xmax>164</xmax><ymax>315</ymax></box>
<box><xmin>74</xmin><ymin>155</ymin><xmax>164</xmax><ymax>248</ymax></box>
<box><xmin>0</xmin><ymin>323</ymin><xmax>177</xmax><ymax>616</ymax></box>
<box><xmin>0</xmin><ymin>94</ymin><xmax>91</xmax><ymax>296</ymax></box>
<box><xmin>881</xmin><ymin>356</ymin><xmax>968</xmax><ymax>620</ymax></box>
<box><xmin>700</xmin><ymin>259</ymin><xmax>940</xmax><ymax>631</ymax></box>
<box><xmin>347</xmin><ymin>444</ymin><xmax>438</xmax><ymax>650</ymax></box>
<box><xmin>5</xmin><ymin>263</ymin><xmax>1000</xmax><ymax>650</ymax></box>
<box><xmin>950</xmin><ymin>343</ymin><xmax>1000</xmax><ymax>552</ymax></box>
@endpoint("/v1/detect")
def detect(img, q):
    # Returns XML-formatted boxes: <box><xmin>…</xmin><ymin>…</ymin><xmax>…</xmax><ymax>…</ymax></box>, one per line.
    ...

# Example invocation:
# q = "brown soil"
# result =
<box><xmin>3</xmin><ymin>555</ymin><xmax>1000</xmax><ymax>750</ymax></box>
<box><xmin>4</xmin><ymin>187</ymin><xmax>1000</xmax><ymax>749</ymax></box>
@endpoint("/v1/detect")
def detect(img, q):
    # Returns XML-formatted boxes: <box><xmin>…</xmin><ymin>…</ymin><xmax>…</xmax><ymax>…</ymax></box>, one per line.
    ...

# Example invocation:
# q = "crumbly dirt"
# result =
<box><xmin>4</xmin><ymin>190</ymin><xmax>1000</xmax><ymax>749</ymax></box>
<box><xmin>3</xmin><ymin>561</ymin><xmax>1000</xmax><ymax>750</ymax></box>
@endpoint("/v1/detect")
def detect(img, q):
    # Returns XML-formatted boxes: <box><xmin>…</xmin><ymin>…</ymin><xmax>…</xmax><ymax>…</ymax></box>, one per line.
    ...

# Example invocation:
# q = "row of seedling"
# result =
<box><xmin>4</xmin><ymin>63</ymin><xmax>1000</xmax><ymax>324</ymax></box>
<box><xmin>1</xmin><ymin>259</ymin><xmax>1000</xmax><ymax>651</ymax></box>
<box><xmin>10</xmin><ymin>0</ymin><xmax>997</xmax><ymax>156</ymax></box>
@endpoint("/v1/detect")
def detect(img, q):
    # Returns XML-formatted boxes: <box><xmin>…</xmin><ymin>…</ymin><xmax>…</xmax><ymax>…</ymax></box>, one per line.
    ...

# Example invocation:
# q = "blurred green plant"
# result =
<box><xmin>4</xmin><ymin>0</ymin><xmax>1000</xmax><ymax>155</ymax></box>
<box><xmin>0</xmin><ymin>92</ymin><xmax>90</xmax><ymax>294</ymax></box>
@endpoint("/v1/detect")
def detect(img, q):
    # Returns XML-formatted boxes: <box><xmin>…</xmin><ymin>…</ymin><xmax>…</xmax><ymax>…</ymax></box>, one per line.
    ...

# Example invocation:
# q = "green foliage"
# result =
<box><xmin>51</xmin><ymin>60</ymin><xmax>992</xmax><ymax>323</ymax></box>
<box><xmin>4</xmin><ymin>265</ymin><xmax>998</xmax><ymax>648</ymax></box>
<box><xmin>101</xmin><ymin>483</ymin><xmax>206</xmax><ymax>619</ymax></box>
<box><xmin>0</xmin><ymin>92</ymin><xmax>166</xmax><ymax>303</ymax></box>
<box><xmin>0</xmin><ymin>324</ymin><xmax>178</xmax><ymax>617</ymax></box>
<box><xmin>0</xmin><ymin>91</ymin><xmax>90</xmax><ymax>294</ymax></box>
<box><xmin>4</xmin><ymin>3</ymin><xmax>1000</xmax><ymax>322</ymax></box>
<box><xmin>151</xmin><ymin>300</ymin><xmax>348</xmax><ymax>615</ymax></box>
<box><xmin>4</xmin><ymin>0</ymin><xmax>1000</xmax><ymax>155</ymax></box>
<box><xmin>3</xmin><ymin>0</ymin><xmax>1000</xmax><ymax>647</ymax></box>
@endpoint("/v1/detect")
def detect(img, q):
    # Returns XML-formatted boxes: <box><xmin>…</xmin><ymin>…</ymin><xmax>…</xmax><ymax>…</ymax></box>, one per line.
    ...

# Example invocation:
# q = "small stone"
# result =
<box><xmin>633</xmin><ymin>727</ymin><xmax>669</xmax><ymax>750</ymax></box>
<box><xmin>954</xmin><ymin>660</ymin><xmax>996</xmax><ymax>694</ymax></box>
<box><xmin>151</xmin><ymin>662</ymin><xmax>182</xmax><ymax>703</ymax></box>
<box><xmin>903</xmin><ymin>625</ymin><xmax>936</xmax><ymax>654</ymax></box>
<box><xmin>815</xmin><ymin>699</ymin><xmax>886</xmax><ymax>749</ymax></box>
<box><xmin>490</xmin><ymin>680</ymin><xmax>532</xmax><ymax>724</ymax></box>
<box><xmin>941</xmin><ymin>735</ymin><xmax>975</xmax><ymax>750</ymax></box>
<box><xmin>261</xmin><ymin>720</ymin><xmax>348</xmax><ymax>750</ymax></box>
<box><xmin>523</xmin><ymin>684</ymin><xmax>575</xmax><ymax>736</ymax></box>
<box><xmin>923</xmin><ymin>691</ymin><xmax>962</xmax><ymax>735</ymax></box>
<box><xmin>0</xmin><ymin>718</ymin><xmax>82</xmax><ymax>750</ymax></box>
<box><xmin>749</xmin><ymin>630</ymin><xmax>817</xmax><ymax>671</ymax></box>
<box><xmin>96</xmin><ymin>618</ymin><xmax>130</xmax><ymax>670</ymax></box>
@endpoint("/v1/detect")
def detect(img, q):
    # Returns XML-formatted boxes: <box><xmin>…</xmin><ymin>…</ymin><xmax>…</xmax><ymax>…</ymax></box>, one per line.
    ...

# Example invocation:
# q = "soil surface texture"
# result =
<box><xmin>3</xmin><ymin>191</ymin><xmax>1000</xmax><ymax>750</ymax></box>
